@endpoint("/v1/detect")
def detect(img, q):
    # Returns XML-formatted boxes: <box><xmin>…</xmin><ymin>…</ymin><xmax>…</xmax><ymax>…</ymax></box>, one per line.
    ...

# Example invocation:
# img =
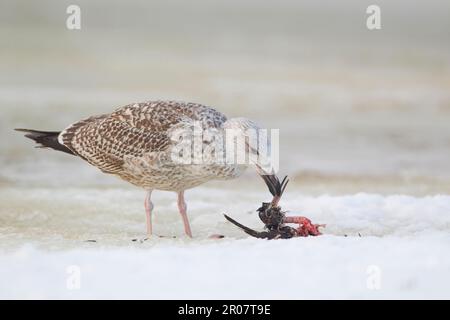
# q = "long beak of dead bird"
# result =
<box><xmin>224</xmin><ymin>173</ymin><xmax>325</xmax><ymax>239</ymax></box>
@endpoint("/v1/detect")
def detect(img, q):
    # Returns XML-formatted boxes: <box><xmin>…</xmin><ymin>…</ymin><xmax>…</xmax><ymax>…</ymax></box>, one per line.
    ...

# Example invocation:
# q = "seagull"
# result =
<box><xmin>16</xmin><ymin>100</ymin><xmax>269</xmax><ymax>238</ymax></box>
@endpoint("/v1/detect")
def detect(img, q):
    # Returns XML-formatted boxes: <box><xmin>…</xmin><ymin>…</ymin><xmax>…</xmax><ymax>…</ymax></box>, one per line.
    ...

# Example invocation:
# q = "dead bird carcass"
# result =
<box><xmin>224</xmin><ymin>173</ymin><xmax>325</xmax><ymax>239</ymax></box>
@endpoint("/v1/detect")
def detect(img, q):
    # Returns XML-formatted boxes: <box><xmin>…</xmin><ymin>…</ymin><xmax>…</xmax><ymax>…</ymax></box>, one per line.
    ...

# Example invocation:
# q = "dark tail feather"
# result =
<box><xmin>223</xmin><ymin>214</ymin><xmax>268</xmax><ymax>239</ymax></box>
<box><xmin>15</xmin><ymin>129</ymin><xmax>75</xmax><ymax>155</ymax></box>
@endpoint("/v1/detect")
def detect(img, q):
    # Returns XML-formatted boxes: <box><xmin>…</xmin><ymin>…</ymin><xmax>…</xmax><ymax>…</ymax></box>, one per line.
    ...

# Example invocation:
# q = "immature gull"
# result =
<box><xmin>16</xmin><ymin>100</ymin><xmax>269</xmax><ymax>238</ymax></box>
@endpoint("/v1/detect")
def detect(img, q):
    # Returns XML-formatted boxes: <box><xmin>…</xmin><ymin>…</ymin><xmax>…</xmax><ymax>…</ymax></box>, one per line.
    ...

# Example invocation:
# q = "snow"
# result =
<box><xmin>1</xmin><ymin>235</ymin><xmax>450</xmax><ymax>299</ymax></box>
<box><xmin>1</xmin><ymin>187</ymin><xmax>449</xmax><ymax>299</ymax></box>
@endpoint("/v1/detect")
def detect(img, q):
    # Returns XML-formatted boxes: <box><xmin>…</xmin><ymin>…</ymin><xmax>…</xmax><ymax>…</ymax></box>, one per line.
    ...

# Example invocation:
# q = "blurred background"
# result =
<box><xmin>1</xmin><ymin>0</ymin><xmax>450</xmax><ymax>195</ymax></box>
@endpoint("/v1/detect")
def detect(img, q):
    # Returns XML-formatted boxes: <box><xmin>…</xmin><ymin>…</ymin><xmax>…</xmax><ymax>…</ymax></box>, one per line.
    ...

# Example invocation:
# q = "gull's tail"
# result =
<box><xmin>15</xmin><ymin>128</ymin><xmax>75</xmax><ymax>155</ymax></box>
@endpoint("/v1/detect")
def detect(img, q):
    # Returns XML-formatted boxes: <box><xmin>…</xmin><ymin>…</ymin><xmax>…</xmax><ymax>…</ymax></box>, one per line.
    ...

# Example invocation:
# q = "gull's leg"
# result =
<box><xmin>144</xmin><ymin>190</ymin><xmax>154</xmax><ymax>238</ymax></box>
<box><xmin>177</xmin><ymin>191</ymin><xmax>193</xmax><ymax>238</ymax></box>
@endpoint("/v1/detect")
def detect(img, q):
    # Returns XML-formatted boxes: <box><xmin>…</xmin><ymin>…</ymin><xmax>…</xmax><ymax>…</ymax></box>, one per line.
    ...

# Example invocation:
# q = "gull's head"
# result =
<box><xmin>223</xmin><ymin>117</ymin><xmax>262</xmax><ymax>154</ymax></box>
<box><xmin>223</xmin><ymin>117</ymin><xmax>261</xmax><ymax>136</ymax></box>
<box><xmin>222</xmin><ymin>117</ymin><xmax>276</xmax><ymax>174</ymax></box>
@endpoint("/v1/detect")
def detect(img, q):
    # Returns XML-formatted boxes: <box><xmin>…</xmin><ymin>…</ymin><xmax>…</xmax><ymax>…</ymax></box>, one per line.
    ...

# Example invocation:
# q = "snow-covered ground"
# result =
<box><xmin>1</xmin><ymin>187</ymin><xmax>449</xmax><ymax>299</ymax></box>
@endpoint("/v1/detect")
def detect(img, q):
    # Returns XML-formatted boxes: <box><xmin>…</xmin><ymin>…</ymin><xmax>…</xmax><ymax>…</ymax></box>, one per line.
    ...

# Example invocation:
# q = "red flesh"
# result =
<box><xmin>283</xmin><ymin>216</ymin><xmax>325</xmax><ymax>236</ymax></box>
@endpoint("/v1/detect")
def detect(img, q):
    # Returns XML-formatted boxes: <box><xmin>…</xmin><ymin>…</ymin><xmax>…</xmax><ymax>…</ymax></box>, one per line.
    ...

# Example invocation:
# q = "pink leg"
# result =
<box><xmin>177</xmin><ymin>191</ymin><xmax>193</xmax><ymax>238</ymax></box>
<box><xmin>144</xmin><ymin>190</ymin><xmax>154</xmax><ymax>238</ymax></box>
<box><xmin>283</xmin><ymin>216</ymin><xmax>325</xmax><ymax>236</ymax></box>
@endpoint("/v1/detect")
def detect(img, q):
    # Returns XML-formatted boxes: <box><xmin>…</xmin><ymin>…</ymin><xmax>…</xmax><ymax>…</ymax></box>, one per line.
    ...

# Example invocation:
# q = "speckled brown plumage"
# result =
<box><xmin>58</xmin><ymin>100</ymin><xmax>242</xmax><ymax>191</ymax></box>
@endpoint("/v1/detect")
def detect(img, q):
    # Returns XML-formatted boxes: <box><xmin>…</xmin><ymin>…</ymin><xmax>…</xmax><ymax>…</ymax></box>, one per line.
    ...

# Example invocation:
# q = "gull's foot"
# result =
<box><xmin>283</xmin><ymin>216</ymin><xmax>325</xmax><ymax>236</ymax></box>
